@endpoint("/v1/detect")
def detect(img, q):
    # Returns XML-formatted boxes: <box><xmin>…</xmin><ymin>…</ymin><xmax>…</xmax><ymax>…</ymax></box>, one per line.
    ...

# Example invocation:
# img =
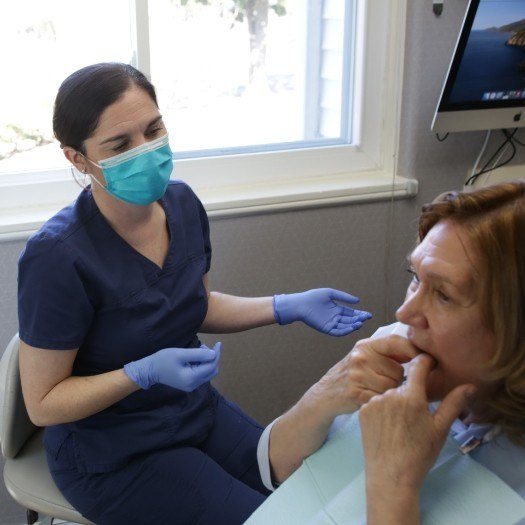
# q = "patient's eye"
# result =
<box><xmin>435</xmin><ymin>289</ymin><xmax>451</xmax><ymax>303</ymax></box>
<box><xmin>406</xmin><ymin>268</ymin><xmax>420</xmax><ymax>284</ymax></box>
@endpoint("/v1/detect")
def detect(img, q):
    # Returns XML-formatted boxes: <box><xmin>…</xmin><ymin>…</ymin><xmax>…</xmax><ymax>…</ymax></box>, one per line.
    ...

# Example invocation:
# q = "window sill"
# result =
<box><xmin>202</xmin><ymin>172</ymin><xmax>418</xmax><ymax>217</ymax></box>
<box><xmin>0</xmin><ymin>172</ymin><xmax>418</xmax><ymax>242</ymax></box>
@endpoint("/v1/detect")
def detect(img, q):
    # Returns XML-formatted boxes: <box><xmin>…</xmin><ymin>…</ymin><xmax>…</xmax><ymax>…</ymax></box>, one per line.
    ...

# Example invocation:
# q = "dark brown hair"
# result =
<box><xmin>53</xmin><ymin>62</ymin><xmax>158</xmax><ymax>154</ymax></box>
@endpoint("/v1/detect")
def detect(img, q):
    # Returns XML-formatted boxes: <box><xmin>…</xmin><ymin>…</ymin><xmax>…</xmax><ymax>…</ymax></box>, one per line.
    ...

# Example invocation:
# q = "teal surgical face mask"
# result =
<box><xmin>84</xmin><ymin>134</ymin><xmax>173</xmax><ymax>206</ymax></box>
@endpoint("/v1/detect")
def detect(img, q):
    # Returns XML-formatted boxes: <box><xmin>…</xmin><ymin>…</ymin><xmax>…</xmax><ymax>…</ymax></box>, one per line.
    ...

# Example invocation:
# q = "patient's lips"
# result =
<box><xmin>406</xmin><ymin>328</ymin><xmax>423</xmax><ymax>350</ymax></box>
<box><xmin>407</xmin><ymin>330</ymin><xmax>437</xmax><ymax>363</ymax></box>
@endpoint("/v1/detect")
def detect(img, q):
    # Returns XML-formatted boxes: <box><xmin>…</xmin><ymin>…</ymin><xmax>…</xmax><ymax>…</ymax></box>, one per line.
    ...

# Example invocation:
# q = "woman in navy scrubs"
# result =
<box><xmin>17</xmin><ymin>63</ymin><xmax>371</xmax><ymax>525</ymax></box>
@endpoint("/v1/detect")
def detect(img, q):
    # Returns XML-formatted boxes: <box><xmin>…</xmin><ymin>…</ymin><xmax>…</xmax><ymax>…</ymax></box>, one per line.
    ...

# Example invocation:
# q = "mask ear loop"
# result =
<box><xmin>78</xmin><ymin>152</ymin><xmax>107</xmax><ymax>191</ymax></box>
<box><xmin>70</xmin><ymin>164</ymin><xmax>89</xmax><ymax>190</ymax></box>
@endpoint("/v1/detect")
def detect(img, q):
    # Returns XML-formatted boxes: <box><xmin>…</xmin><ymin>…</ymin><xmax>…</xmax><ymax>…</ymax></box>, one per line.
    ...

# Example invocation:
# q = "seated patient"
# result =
<box><xmin>253</xmin><ymin>181</ymin><xmax>525</xmax><ymax>524</ymax></box>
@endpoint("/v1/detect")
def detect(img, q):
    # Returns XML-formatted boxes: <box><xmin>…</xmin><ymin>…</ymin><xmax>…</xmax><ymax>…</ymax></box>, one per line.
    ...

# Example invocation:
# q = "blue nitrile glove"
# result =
<box><xmin>124</xmin><ymin>342</ymin><xmax>221</xmax><ymax>392</ymax></box>
<box><xmin>273</xmin><ymin>288</ymin><xmax>372</xmax><ymax>337</ymax></box>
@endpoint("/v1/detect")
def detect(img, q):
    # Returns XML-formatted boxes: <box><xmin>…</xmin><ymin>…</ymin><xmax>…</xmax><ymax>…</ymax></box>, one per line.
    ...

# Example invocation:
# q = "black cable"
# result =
<box><xmin>512</xmin><ymin>136</ymin><xmax>525</xmax><ymax>147</ymax></box>
<box><xmin>476</xmin><ymin>138</ymin><xmax>517</xmax><ymax>177</ymax></box>
<box><xmin>465</xmin><ymin>129</ymin><xmax>518</xmax><ymax>185</ymax></box>
<box><xmin>504</xmin><ymin>128</ymin><xmax>525</xmax><ymax>148</ymax></box>
<box><xmin>435</xmin><ymin>132</ymin><xmax>449</xmax><ymax>142</ymax></box>
<box><xmin>478</xmin><ymin>128</ymin><xmax>517</xmax><ymax>173</ymax></box>
<box><xmin>465</xmin><ymin>143</ymin><xmax>515</xmax><ymax>185</ymax></box>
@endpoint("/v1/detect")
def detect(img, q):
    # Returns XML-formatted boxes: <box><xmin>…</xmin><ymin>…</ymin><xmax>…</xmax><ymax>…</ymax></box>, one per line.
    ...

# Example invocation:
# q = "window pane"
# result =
<box><xmin>148</xmin><ymin>0</ymin><xmax>351</xmax><ymax>155</ymax></box>
<box><xmin>0</xmin><ymin>0</ymin><xmax>134</xmax><ymax>175</ymax></box>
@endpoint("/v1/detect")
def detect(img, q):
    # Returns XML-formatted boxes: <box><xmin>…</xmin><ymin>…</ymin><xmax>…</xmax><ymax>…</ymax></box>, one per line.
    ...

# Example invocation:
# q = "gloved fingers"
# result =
<box><xmin>199</xmin><ymin>365</ymin><xmax>220</xmax><ymax>384</ymax></box>
<box><xmin>332</xmin><ymin>320</ymin><xmax>364</xmax><ymax>334</ymax></box>
<box><xmin>210</xmin><ymin>343</ymin><xmax>222</xmax><ymax>366</ymax></box>
<box><xmin>175</xmin><ymin>346</ymin><xmax>217</xmax><ymax>364</ymax></box>
<box><xmin>191</xmin><ymin>343</ymin><xmax>221</xmax><ymax>371</ymax></box>
<box><xmin>328</xmin><ymin>322</ymin><xmax>364</xmax><ymax>336</ymax></box>
<box><xmin>199</xmin><ymin>341</ymin><xmax>222</xmax><ymax>357</ymax></box>
<box><xmin>338</xmin><ymin>312</ymin><xmax>372</xmax><ymax>325</ymax></box>
<box><xmin>339</xmin><ymin>307</ymin><xmax>372</xmax><ymax>320</ymax></box>
<box><xmin>328</xmin><ymin>288</ymin><xmax>360</xmax><ymax>305</ymax></box>
<box><xmin>180</xmin><ymin>364</ymin><xmax>218</xmax><ymax>391</ymax></box>
<box><xmin>186</xmin><ymin>365</ymin><xmax>219</xmax><ymax>387</ymax></box>
<box><xmin>208</xmin><ymin>344</ymin><xmax>222</xmax><ymax>379</ymax></box>
<box><xmin>189</xmin><ymin>358</ymin><xmax>220</xmax><ymax>381</ymax></box>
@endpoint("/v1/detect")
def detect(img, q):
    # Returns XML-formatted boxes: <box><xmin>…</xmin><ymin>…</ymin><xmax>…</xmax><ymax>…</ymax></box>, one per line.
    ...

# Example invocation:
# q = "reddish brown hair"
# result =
<box><xmin>418</xmin><ymin>181</ymin><xmax>525</xmax><ymax>442</ymax></box>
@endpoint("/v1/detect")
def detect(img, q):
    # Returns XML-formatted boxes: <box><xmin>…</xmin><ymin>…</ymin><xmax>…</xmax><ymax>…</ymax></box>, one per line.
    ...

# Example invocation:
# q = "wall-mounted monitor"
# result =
<box><xmin>432</xmin><ymin>0</ymin><xmax>525</xmax><ymax>133</ymax></box>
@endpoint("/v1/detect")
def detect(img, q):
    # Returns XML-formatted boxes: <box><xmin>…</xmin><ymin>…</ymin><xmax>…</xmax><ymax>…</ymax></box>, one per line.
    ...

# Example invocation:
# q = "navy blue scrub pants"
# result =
<box><xmin>47</xmin><ymin>395</ymin><xmax>270</xmax><ymax>524</ymax></box>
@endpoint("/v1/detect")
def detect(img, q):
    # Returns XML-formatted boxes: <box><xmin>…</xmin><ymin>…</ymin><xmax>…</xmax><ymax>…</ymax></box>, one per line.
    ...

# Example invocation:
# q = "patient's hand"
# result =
<box><xmin>359</xmin><ymin>354</ymin><xmax>475</xmax><ymax>524</ymax></box>
<box><xmin>268</xmin><ymin>335</ymin><xmax>420</xmax><ymax>485</ymax></box>
<box><xmin>305</xmin><ymin>335</ymin><xmax>420</xmax><ymax>417</ymax></box>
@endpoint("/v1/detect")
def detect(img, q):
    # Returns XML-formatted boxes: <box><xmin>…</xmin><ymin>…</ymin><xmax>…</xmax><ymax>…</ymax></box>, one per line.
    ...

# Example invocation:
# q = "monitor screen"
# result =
<box><xmin>432</xmin><ymin>0</ymin><xmax>525</xmax><ymax>132</ymax></box>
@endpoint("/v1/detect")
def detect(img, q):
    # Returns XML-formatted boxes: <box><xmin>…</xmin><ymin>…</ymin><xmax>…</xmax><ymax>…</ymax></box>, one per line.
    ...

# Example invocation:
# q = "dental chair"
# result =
<box><xmin>0</xmin><ymin>334</ymin><xmax>94</xmax><ymax>525</ymax></box>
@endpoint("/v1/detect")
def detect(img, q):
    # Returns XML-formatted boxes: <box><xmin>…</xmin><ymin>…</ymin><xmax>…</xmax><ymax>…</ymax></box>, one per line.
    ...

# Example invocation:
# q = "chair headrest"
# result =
<box><xmin>0</xmin><ymin>334</ymin><xmax>38</xmax><ymax>459</ymax></box>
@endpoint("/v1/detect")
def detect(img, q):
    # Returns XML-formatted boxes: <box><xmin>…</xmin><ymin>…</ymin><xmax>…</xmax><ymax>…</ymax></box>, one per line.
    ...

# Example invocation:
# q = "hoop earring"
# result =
<box><xmin>81</xmin><ymin>168</ymin><xmax>89</xmax><ymax>188</ymax></box>
<box><xmin>70</xmin><ymin>165</ymin><xmax>89</xmax><ymax>190</ymax></box>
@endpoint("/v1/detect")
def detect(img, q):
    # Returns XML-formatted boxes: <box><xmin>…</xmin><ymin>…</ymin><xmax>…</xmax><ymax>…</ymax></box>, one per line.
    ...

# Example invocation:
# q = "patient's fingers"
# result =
<box><xmin>361</xmin><ymin>373</ymin><xmax>400</xmax><ymax>394</ymax></box>
<box><xmin>346</xmin><ymin>337</ymin><xmax>411</xmax><ymax>385</ymax></box>
<box><xmin>355</xmin><ymin>388</ymin><xmax>382</xmax><ymax>406</ymax></box>
<box><xmin>370</xmin><ymin>352</ymin><xmax>405</xmax><ymax>384</ymax></box>
<box><xmin>317</xmin><ymin>335</ymin><xmax>420</xmax><ymax>415</ymax></box>
<box><xmin>405</xmin><ymin>353</ymin><xmax>436</xmax><ymax>396</ymax></box>
<box><xmin>366</xmin><ymin>335</ymin><xmax>421</xmax><ymax>363</ymax></box>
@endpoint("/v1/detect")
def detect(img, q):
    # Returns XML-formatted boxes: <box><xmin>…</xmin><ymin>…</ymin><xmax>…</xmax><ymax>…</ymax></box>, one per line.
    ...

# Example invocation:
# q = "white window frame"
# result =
<box><xmin>0</xmin><ymin>0</ymin><xmax>415</xmax><ymax>238</ymax></box>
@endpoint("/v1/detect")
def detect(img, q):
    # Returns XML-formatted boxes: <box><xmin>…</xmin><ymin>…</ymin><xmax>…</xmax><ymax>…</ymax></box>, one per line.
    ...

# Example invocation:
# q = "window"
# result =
<box><xmin>0</xmin><ymin>0</ymin><xmax>410</xmax><ymax>231</ymax></box>
<box><xmin>0</xmin><ymin>0</ymin><xmax>134</xmax><ymax>175</ymax></box>
<box><xmin>148</xmin><ymin>0</ymin><xmax>354</xmax><ymax>154</ymax></box>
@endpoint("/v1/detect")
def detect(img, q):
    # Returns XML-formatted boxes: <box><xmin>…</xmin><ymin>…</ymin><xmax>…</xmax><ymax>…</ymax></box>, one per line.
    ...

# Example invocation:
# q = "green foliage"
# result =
<box><xmin>0</xmin><ymin>124</ymin><xmax>52</xmax><ymax>160</ymax></box>
<box><xmin>271</xmin><ymin>2</ymin><xmax>286</xmax><ymax>16</ymax></box>
<box><xmin>181</xmin><ymin>0</ymin><xmax>211</xmax><ymax>5</ymax></box>
<box><xmin>174</xmin><ymin>0</ymin><xmax>288</xmax><ymax>81</ymax></box>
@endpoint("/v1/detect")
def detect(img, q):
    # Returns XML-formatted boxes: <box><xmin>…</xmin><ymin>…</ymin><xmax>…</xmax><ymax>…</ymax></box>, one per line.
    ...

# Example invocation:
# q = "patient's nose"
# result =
<box><xmin>395</xmin><ymin>289</ymin><xmax>428</xmax><ymax>329</ymax></box>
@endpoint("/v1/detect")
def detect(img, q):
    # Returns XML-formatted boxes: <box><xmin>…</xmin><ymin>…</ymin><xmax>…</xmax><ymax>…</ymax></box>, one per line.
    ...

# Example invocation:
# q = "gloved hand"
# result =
<box><xmin>124</xmin><ymin>342</ymin><xmax>221</xmax><ymax>392</ymax></box>
<box><xmin>273</xmin><ymin>288</ymin><xmax>372</xmax><ymax>337</ymax></box>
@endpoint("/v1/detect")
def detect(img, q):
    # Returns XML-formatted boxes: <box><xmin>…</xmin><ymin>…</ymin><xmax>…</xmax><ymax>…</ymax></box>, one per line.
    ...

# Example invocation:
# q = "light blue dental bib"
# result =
<box><xmin>246</xmin><ymin>412</ymin><xmax>525</xmax><ymax>525</ymax></box>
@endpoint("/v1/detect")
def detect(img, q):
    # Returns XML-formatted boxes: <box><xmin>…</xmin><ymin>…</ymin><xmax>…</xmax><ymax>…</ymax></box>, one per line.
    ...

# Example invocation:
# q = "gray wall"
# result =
<box><xmin>0</xmin><ymin>1</ymin><xmax>492</xmax><ymax>522</ymax></box>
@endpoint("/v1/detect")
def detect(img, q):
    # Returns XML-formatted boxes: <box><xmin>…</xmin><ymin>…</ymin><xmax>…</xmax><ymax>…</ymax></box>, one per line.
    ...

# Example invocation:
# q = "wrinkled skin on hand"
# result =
<box><xmin>359</xmin><ymin>353</ymin><xmax>475</xmax><ymax>492</ymax></box>
<box><xmin>305</xmin><ymin>335</ymin><xmax>420</xmax><ymax>418</ymax></box>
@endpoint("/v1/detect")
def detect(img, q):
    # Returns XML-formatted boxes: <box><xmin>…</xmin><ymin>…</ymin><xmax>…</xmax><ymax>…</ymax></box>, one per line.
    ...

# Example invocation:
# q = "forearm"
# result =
<box><xmin>31</xmin><ymin>369</ymin><xmax>139</xmax><ymax>426</ymax></box>
<box><xmin>269</xmin><ymin>391</ymin><xmax>337</xmax><ymax>483</ymax></box>
<box><xmin>366</xmin><ymin>484</ymin><xmax>420</xmax><ymax>525</ymax></box>
<box><xmin>200</xmin><ymin>292</ymin><xmax>275</xmax><ymax>333</ymax></box>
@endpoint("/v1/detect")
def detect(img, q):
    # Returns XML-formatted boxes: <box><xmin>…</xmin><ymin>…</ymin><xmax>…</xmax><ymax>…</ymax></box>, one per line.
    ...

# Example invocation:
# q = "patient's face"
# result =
<box><xmin>395</xmin><ymin>219</ymin><xmax>496</xmax><ymax>402</ymax></box>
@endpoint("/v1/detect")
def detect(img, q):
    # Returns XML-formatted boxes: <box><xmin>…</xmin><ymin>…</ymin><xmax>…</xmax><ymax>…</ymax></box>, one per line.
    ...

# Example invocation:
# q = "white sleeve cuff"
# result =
<box><xmin>257</xmin><ymin>417</ymin><xmax>280</xmax><ymax>492</ymax></box>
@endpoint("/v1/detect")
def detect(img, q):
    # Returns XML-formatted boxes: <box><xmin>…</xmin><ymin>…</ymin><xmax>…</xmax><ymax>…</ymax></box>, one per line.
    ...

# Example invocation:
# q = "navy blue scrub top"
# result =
<box><xmin>18</xmin><ymin>181</ymin><xmax>214</xmax><ymax>473</ymax></box>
